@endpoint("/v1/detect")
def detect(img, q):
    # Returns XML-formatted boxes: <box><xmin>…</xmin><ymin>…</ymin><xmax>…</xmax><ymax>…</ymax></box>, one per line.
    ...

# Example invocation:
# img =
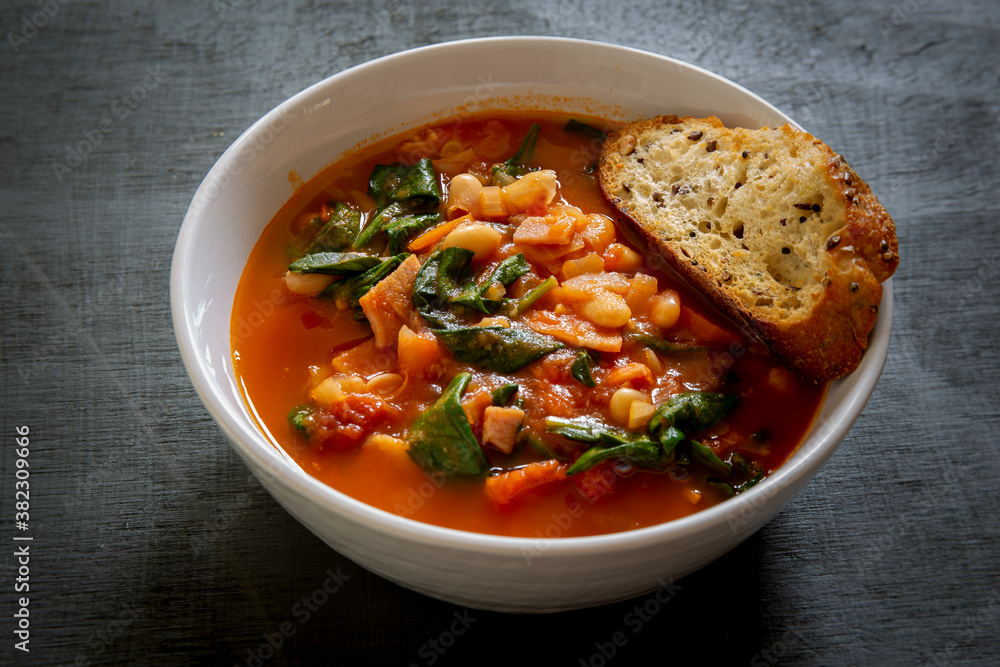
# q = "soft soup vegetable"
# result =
<box><xmin>232</xmin><ymin>113</ymin><xmax>828</xmax><ymax>538</ymax></box>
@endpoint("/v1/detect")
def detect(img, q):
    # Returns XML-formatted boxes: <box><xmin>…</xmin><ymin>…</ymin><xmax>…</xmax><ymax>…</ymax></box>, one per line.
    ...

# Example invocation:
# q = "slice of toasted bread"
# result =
<box><xmin>598</xmin><ymin>115</ymin><xmax>898</xmax><ymax>382</ymax></box>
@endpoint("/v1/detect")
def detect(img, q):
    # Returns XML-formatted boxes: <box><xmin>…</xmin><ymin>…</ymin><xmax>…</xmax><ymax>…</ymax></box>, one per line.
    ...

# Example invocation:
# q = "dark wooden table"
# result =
<box><xmin>2</xmin><ymin>1</ymin><xmax>998</xmax><ymax>664</ymax></box>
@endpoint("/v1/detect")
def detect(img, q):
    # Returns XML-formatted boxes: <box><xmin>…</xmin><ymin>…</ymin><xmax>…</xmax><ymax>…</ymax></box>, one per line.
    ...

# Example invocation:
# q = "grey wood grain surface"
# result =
<box><xmin>1</xmin><ymin>0</ymin><xmax>997</xmax><ymax>664</ymax></box>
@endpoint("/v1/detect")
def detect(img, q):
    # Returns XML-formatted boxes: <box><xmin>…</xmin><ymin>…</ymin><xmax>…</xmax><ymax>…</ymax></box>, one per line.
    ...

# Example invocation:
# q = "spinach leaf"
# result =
<box><xmin>688</xmin><ymin>439</ymin><xmax>733</xmax><ymax>476</ymax></box>
<box><xmin>320</xmin><ymin>253</ymin><xmax>409</xmax><ymax>312</ymax></box>
<box><xmin>647</xmin><ymin>391</ymin><xmax>738</xmax><ymax>436</ymax></box>
<box><xmin>288</xmin><ymin>252</ymin><xmax>383</xmax><ymax>275</ymax></box>
<box><xmin>305</xmin><ymin>202</ymin><xmax>362</xmax><ymax>254</ymax></box>
<box><xmin>416</xmin><ymin>249</ymin><xmax>531</xmax><ymax>318</ymax></box>
<box><xmin>420</xmin><ymin>246</ymin><xmax>488</xmax><ymax>314</ymax></box>
<box><xmin>493</xmin><ymin>123</ymin><xmax>541</xmax><ymax>181</ymax></box>
<box><xmin>547</xmin><ymin>392</ymin><xmax>737</xmax><ymax>476</ymax></box>
<box><xmin>452</xmin><ymin>251</ymin><xmax>531</xmax><ymax>314</ymax></box>
<box><xmin>356</xmin><ymin>159</ymin><xmax>442</xmax><ymax>249</ymax></box>
<box><xmin>491</xmin><ymin>383</ymin><xmax>519</xmax><ymax>406</ymax></box>
<box><xmin>654</xmin><ymin>425</ymin><xmax>685</xmax><ymax>457</ymax></box>
<box><xmin>452</xmin><ymin>282</ymin><xmax>494</xmax><ymax>314</ymax></box>
<box><xmin>368</xmin><ymin>158</ymin><xmax>441</xmax><ymax>208</ymax></box>
<box><xmin>708</xmin><ymin>470</ymin><xmax>765</xmax><ymax>498</ymax></box>
<box><xmin>486</xmin><ymin>253</ymin><xmax>531</xmax><ymax>289</ymax></box>
<box><xmin>527</xmin><ymin>435</ymin><xmax>565</xmax><ymax>461</ymax></box>
<box><xmin>411</xmin><ymin>250</ymin><xmax>564</xmax><ymax>372</ymax></box>
<box><xmin>708</xmin><ymin>453</ymin><xmax>765</xmax><ymax>496</ymax></box>
<box><xmin>571</xmin><ymin>349</ymin><xmax>597</xmax><ymax>387</ymax></box>
<box><xmin>412</xmin><ymin>251</ymin><xmax>459</xmax><ymax>329</ymax></box>
<box><xmin>436</xmin><ymin>246</ymin><xmax>476</xmax><ymax>303</ymax></box>
<box><xmin>354</xmin><ymin>202</ymin><xmax>401</xmax><ymax>249</ymax></box>
<box><xmin>625</xmin><ymin>333</ymin><xmax>711</xmax><ymax>354</ymax></box>
<box><xmin>406</xmin><ymin>373</ymin><xmax>488</xmax><ymax>477</ymax></box>
<box><xmin>434</xmin><ymin>326</ymin><xmax>564</xmax><ymax>373</ymax></box>
<box><xmin>545</xmin><ymin>416</ymin><xmax>671</xmax><ymax>475</ymax></box>
<box><xmin>566</xmin><ymin>437</ymin><xmax>670</xmax><ymax>475</ymax></box>
<box><xmin>384</xmin><ymin>213</ymin><xmax>441</xmax><ymax>254</ymax></box>
<box><xmin>545</xmin><ymin>416</ymin><xmax>633</xmax><ymax>446</ymax></box>
<box><xmin>563</xmin><ymin>119</ymin><xmax>607</xmax><ymax>140</ymax></box>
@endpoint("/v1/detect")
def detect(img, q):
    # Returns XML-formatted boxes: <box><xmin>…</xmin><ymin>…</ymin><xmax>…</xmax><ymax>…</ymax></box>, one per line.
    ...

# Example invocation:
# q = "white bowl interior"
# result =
<box><xmin>171</xmin><ymin>37</ymin><xmax>891</xmax><ymax>612</ymax></box>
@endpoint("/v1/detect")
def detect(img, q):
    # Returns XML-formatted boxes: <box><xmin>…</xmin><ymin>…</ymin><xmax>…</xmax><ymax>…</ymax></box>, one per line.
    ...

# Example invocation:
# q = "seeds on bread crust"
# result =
<box><xmin>598</xmin><ymin>115</ymin><xmax>898</xmax><ymax>382</ymax></box>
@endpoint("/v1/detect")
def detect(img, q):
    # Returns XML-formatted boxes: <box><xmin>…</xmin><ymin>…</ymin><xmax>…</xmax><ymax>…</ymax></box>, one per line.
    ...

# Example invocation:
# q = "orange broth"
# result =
<box><xmin>232</xmin><ymin>112</ymin><xmax>828</xmax><ymax>538</ymax></box>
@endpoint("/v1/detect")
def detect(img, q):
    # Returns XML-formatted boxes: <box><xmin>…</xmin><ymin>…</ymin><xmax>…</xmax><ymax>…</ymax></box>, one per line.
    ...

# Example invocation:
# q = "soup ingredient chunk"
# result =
<box><xmin>406</xmin><ymin>373</ymin><xmax>488</xmax><ymax>477</ymax></box>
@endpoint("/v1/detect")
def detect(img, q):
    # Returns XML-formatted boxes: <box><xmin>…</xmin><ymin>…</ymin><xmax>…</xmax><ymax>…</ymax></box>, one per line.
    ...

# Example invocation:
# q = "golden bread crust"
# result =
<box><xmin>598</xmin><ymin>115</ymin><xmax>898</xmax><ymax>382</ymax></box>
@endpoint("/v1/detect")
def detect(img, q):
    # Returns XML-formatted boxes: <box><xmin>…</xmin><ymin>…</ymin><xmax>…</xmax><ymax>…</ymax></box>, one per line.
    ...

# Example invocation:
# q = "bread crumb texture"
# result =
<box><xmin>599</xmin><ymin>115</ymin><xmax>898</xmax><ymax>382</ymax></box>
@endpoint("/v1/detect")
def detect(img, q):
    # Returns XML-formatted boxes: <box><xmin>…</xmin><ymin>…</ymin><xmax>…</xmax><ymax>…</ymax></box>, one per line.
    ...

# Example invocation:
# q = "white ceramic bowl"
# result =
<box><xmin>171</xmin><ymin>37</ymin><xmax>892</xmax><ymax>613</ymax></box>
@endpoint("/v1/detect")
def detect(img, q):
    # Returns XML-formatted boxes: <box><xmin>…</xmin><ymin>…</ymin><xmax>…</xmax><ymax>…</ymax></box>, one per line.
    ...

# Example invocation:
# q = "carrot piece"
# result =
<box><xmin>681</xmin><ymin>308</ymin><xmax>741</xmax><ymax>344</ymax></box>
<box><xmin>397</xmin><ymin>325</ymin><xmax>445</xmax><ymax>377</ymax></box>
<box><xmin>485</xmin><ymin>460</ymin><xmax>568</xmax><ymax>505</ymax></box>
<box><xmin>461</xmin><ymin>389</ymin><xmax>494</xmax><ymax>427</ymax></box>
<box><xmin>408</xmin><ymin>214</ymin><xmax>472</xmax><ymax>252</ymax></box>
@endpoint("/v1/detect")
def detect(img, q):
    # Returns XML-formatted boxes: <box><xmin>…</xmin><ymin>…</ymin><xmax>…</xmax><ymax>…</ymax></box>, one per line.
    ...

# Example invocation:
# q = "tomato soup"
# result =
<box><xmin>232</xmin><ymin>113</ymin><xmax>827</xmax><ymax>538</ymax></box>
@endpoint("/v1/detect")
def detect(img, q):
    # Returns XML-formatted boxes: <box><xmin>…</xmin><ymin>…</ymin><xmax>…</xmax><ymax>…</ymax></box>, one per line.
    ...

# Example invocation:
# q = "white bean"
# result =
<box><xmin>610</xmin><ymin>387</ymin><xmax>647</xmax><ymax>425</ymax></box>
<box><xmin>445</xmin><ymin>173</ymin><xmax>483</xmax><ymax>218</ymax></box>
<box><xmin>365</xmin><ymin>372</ymin><xmax>404</xmax><ymax>394</ymax></box>
<box><xmin>579</xmin><ymin>290</ymin><xmax>631</xmax><ymax>329</ymax></box>
<box><xmin>650</xmin><ymin>290</ymin><xmax>681</xmax><ymax>328</ymax></box>
<box><xmin>604</xmin><ymin>243</ymin><xmax>643</xmax><ymax>273</ymax></box>
<box><xmin>443</xmin><ymin>224</ymin><xmax>502</xmax><ymax>261</ymax></box>
<box><xmin>502</xmin><ymin>169</ymin><xmax>558</xmax><ymax>212</ymax></box>
<box><xmin>285</xmin><ymin>270</ymin><xmax>336</xmax><ymax>295</ymax></box>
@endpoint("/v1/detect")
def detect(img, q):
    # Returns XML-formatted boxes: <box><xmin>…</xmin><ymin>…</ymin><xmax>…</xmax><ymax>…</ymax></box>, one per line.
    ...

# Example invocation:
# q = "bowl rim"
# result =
<box><xmin>171</xmin><ymin>35</ymin><xmax>892</xmax><ymax>558</ymax></box>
